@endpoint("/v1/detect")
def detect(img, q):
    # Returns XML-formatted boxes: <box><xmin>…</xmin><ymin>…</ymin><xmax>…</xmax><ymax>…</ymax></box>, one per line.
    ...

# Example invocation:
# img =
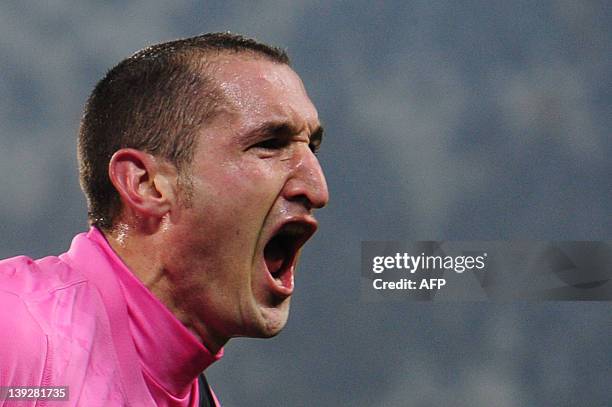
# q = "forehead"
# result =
<box><xmin>208</xmin><ymin>55</ymin><xmax>319</xmax><ymax>132</ymax></box>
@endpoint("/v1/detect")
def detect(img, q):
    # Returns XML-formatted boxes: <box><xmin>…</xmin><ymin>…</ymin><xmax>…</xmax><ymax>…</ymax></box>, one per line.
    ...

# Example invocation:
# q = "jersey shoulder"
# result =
<box><xmin>0</xmin><ymin>254</ymin><xmax>86</xmax><ymax>297</ymax></box>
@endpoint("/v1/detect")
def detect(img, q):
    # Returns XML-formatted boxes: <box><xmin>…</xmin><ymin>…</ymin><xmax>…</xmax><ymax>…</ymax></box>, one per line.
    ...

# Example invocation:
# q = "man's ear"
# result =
<box><xmin>108</xmin><ymin>148</ymin><xmax>178</xmax><ymax>219</ymax></box>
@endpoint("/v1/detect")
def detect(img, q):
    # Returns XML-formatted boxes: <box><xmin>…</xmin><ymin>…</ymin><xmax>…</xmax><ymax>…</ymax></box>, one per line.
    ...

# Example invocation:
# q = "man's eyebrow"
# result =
<box><xmin>245</xmin><ymin>121</ymin><xmax>324</xmax><ymax>142</ymax></box>
<box><xmin>250</xmin><ymin>122</ymin><xmax>298</xmax><ymax>138</ymax></box>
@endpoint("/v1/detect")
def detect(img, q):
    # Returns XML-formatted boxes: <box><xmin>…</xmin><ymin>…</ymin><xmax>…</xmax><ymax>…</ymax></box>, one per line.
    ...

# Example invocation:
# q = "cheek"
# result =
<box><xmin>185</xmin><ymin>166</ymin><xmax>273</xmax><ymax>235</ymax></box>
<box><xmin>215</xmin><ymin>161</ymin><xmax>283</xmax><ymax>202</ymax></box>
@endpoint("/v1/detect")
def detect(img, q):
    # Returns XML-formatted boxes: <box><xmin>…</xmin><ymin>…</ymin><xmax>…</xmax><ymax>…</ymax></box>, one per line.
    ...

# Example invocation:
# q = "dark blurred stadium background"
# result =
<box><xmin>1</xmin><ymin>2</ymin><xmax>610</xmax><ymax>406</ymax></box>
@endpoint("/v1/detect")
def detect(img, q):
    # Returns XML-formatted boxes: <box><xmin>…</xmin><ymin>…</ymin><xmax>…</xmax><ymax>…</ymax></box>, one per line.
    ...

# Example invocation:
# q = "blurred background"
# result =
<box><xmin>1</xmin><ymin>1</ymin><xmax>610</xmax><ymax>406</ymax></box>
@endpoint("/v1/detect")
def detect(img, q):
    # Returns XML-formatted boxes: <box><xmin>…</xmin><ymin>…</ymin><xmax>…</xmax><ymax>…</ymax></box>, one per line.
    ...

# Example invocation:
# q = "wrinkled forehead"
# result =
<box><xmin>208</xmin><ymin>55</ymin><xmax>319</xmax><ymax>131</ymax></box>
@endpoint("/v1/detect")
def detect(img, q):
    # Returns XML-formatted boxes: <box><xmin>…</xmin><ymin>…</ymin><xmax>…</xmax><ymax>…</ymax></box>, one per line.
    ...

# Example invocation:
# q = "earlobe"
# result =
<box><xmin>109</xmin><ymin>149</ymin><xmax>176</xmax><ymax>219</ymax></box>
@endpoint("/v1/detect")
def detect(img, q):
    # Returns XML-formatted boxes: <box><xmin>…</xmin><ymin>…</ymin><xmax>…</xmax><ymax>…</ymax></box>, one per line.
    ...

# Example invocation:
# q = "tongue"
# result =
<box><xmin>264</xmin><ymin>237</ymin><xmax>285</xmax><ymax>276</ymax></box>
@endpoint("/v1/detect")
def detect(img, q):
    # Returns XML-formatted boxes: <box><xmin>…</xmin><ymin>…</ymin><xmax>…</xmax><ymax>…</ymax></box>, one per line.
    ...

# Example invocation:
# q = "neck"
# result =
<box><xmin>103</xmin><ymin>224</ymin><xmax>229</xmax><ymax>354</ymax></box>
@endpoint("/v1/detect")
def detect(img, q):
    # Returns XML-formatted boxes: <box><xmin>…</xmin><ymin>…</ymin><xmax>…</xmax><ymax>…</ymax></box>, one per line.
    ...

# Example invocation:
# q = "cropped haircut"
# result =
<box><xmin>78</xmin><ymin>32</ymin><xmax>290</xmax><ymax>230</ymax></box>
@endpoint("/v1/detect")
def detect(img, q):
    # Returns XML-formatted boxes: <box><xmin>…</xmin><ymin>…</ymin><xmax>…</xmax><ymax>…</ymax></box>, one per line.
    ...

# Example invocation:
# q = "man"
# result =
<box><xmin>0</xmin><ymin>33</ymin><xmax>328</xmax><ymax>406</ymax></box>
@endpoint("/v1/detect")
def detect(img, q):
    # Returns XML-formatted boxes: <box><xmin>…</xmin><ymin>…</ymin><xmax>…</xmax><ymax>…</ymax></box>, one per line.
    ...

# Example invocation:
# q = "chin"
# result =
<box><xmin>252</xmin><ymin>302</ymin><xmax>291</xmax><ymax>338</ymax></box>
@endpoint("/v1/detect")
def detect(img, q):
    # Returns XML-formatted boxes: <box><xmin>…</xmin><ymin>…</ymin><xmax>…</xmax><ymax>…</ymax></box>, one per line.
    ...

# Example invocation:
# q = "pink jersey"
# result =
<box><xmin>0</xmin><ymin>227</ymin><xmax>223</xmax><ymax>406</ymax></box>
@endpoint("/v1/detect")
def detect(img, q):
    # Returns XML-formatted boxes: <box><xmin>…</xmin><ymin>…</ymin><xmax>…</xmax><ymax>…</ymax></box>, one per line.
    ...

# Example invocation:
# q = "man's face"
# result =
<box><xmin>166</xmin><ymin>56</ymin><xmax>329</xmax><ymax>344</ymax></box>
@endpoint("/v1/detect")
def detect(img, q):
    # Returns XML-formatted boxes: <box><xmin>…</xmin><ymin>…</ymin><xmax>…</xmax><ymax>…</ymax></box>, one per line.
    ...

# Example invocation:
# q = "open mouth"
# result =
<box><xmin>263</xmin><ymin>221</ymin><xmax>316</xmax><ymax>293</ymax></box>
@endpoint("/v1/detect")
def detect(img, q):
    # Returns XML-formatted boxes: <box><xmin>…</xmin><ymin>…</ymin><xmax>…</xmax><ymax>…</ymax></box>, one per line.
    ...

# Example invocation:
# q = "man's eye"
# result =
<box><xmin>252</xmin><ymin>138</ymin><xmax>286</xmax><ymax>150</ymax></box>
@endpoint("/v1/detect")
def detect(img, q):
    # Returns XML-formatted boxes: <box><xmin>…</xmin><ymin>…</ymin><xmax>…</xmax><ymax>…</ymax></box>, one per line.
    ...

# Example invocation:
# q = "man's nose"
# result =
<box><xmin>283</xmin><ymin>146</ymin><xmax>329</xmax><ymax>210</ymax></box>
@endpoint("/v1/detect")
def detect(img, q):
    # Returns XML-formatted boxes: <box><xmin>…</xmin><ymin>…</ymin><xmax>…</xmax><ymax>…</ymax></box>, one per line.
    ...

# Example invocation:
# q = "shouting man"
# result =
<box><xmin>0</xmin><ymin>32</ymin><xmax>328</xmax><ymax>406</ymax></box>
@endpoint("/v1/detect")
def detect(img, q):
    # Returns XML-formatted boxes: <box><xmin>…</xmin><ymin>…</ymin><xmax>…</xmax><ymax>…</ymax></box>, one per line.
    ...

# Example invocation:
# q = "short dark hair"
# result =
<box><xmin>78</xmin><ymin>32</ymin><xmax>290</xmax><ymax>230</ymax></box>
